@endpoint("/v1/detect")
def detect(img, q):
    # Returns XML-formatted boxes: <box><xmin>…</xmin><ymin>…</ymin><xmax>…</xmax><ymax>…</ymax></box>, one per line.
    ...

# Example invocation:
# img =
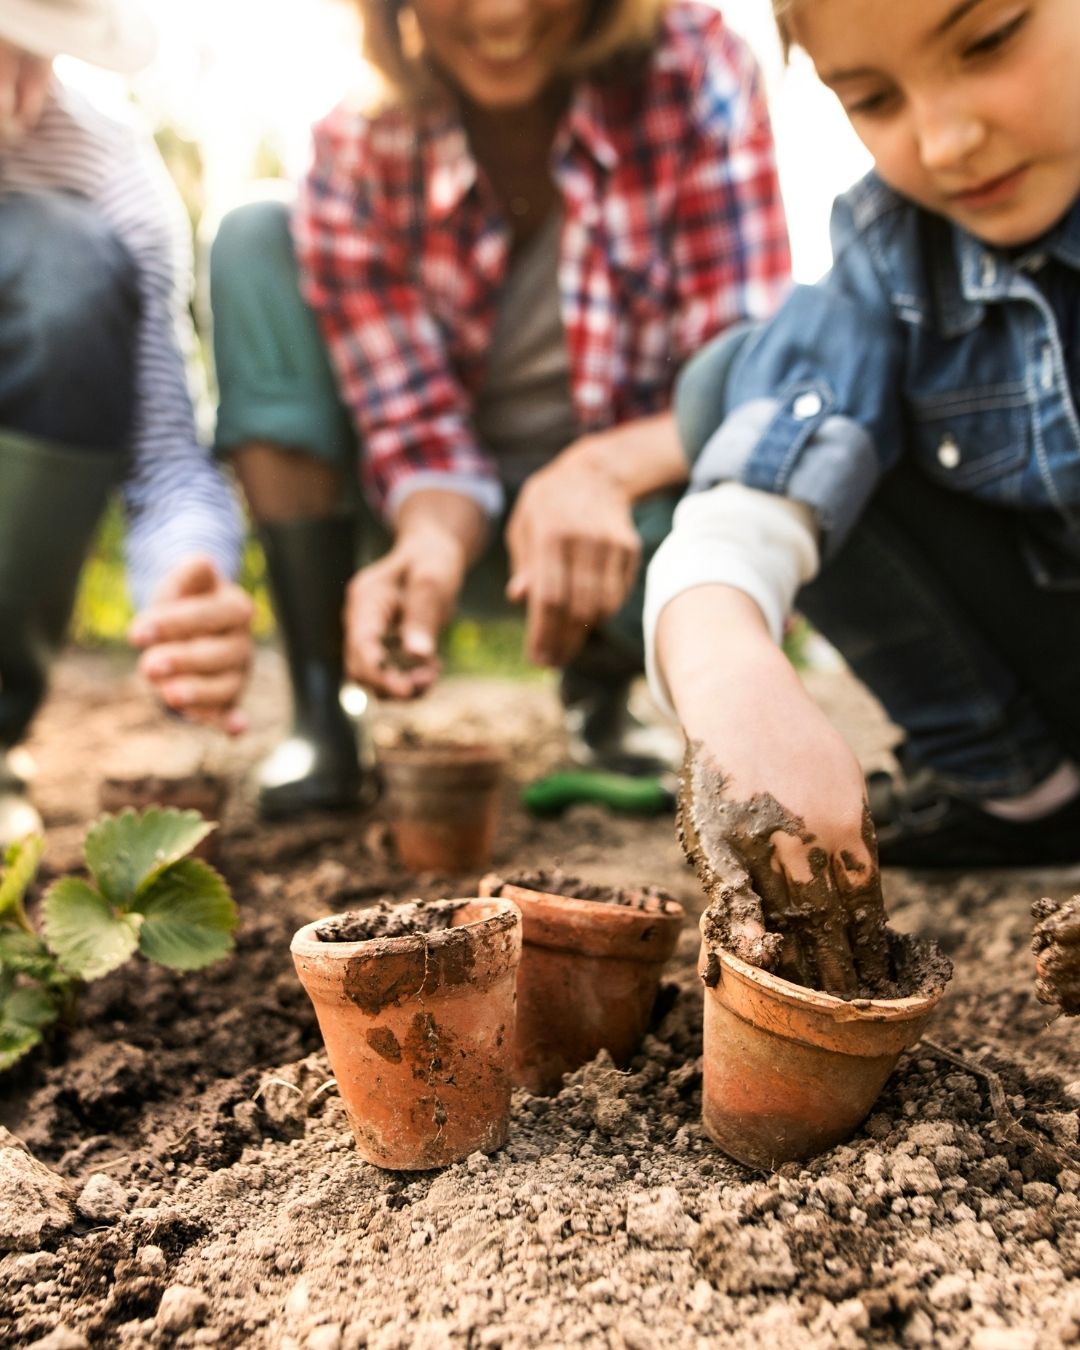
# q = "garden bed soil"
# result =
<box><xmin>2</xmin><ymin>648</ymin><xmax>1079</xmax><ymax>1349</ymax></box>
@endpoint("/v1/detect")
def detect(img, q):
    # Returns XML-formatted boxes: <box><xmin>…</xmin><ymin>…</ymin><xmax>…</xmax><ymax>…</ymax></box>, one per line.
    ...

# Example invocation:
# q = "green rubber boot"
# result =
<box><xmin>255</xmin><ymin>514</ymin><xmax>374</xmax><ymax>818</ymax></box>
<box><xmin>0</xmin><ymin>431</ymin><xmax>125</xmax><ymax>846</ymax></box>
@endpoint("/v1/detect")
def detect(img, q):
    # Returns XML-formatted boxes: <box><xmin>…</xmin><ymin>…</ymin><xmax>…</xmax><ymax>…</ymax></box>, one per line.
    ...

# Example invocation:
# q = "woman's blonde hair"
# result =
<box><xmin>358</xmin><ymin>0</ymin><xmax>669</xmax><ymax>108</ymax></box>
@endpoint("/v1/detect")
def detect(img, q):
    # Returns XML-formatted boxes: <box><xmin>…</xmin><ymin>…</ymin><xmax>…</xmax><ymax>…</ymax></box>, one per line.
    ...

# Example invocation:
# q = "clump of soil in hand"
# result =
<box><xmin>678</xmin><ymin>744</ymin><xmax>948</xmax><ymax>1002</ymax></box>
<box><xmin>314</xmin><ymin>899</ymin><xmax>467</xmax><ymax>943</ymax></box>
<box><xmin>1032</xmin><ymin>894</ymin><xmax>1080</xmax><ymax>1015</ymax></box>
<box><xmin>378</xmin><ymin>623</ymin><xmax>429</xmax><ymax>674</ymax></box>
<box><xmin>486</xmin><ymin>869</ymin><xmax>680</xmax><ymax>914</ymax></box>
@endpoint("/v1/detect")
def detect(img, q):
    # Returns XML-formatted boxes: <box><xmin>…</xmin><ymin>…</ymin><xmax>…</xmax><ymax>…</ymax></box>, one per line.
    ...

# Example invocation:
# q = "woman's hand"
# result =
<box><xmin>506</xmin><ymin>415</ymin><xmax>689</xmax><ymax>669</ymax></box>
<box><xmin>505</xmin><ymin>440</ymin><xmax>641</xmax><ymax>669</ymax></box>
<box><xmin>343</xmin><ymin>490</ymin><xmax>486</xmax><ymax>699</ymax></box>
<box><xmin>129</xmin><ymin>556</ymin><xmax>254</xmax><ymax>735</ymax></box>
<box><xmin>658</xmin><ymin>585</ymin><xmax>892</xmax><ymax>998</ymax></box>
<box><xmin>0</xmin><ymin>41</ymin><xmax>51</xmax><ymax>144</ymax></box>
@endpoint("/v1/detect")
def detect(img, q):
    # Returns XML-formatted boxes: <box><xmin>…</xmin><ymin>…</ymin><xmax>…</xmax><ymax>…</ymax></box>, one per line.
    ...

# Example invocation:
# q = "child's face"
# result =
<box><xmin>791</xmin><ymin>0</ymin><xmax>1080</xmax><ymax>246</ymax></box>
<box><xmin>413</xmin><ymin>0</ymin><xmax>588</xmax><ymax>109</ymax></box>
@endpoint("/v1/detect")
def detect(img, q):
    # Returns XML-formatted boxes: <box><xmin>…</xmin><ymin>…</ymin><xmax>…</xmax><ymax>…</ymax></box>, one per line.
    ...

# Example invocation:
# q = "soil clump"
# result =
<box><xmin>313</xmin><ymin>900</ymin><xmax>466</xmax><ymax>943</ymax></box>
<box><xmin>1033</xmin><ymin>895</ymin><xmax>1080</xmax><ymax>1017</ymax></box>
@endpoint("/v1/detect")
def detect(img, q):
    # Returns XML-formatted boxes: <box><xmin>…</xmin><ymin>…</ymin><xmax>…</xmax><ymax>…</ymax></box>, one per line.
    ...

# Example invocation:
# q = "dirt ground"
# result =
<box><xmin>2</xmin><ymin>646</ymin><xmax>1079</xmax><ymax>1350</ymax></box>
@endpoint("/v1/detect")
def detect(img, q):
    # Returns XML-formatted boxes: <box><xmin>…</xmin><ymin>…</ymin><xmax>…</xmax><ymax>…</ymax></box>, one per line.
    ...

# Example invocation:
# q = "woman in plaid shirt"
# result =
<box><xmin>211</xmin><ymin>0</ymin><xmax>790</xmax><ymax>817</ymax></box>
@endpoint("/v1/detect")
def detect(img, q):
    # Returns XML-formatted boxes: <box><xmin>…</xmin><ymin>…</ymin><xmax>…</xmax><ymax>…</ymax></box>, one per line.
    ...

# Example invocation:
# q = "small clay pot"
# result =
<box><xmin>379</xmin><ymin>743</ymin><xmax>505</xmax><ymax>873</ymax></box>
<box><xmin>479</xmin><ymin>873</ymin><xmax>684</xmax><ymax>1095</ymax></box>
<box><xmin>698</xmin><ymin>922</ymin><xmax>949</xmax><ymax>1169</ymax></box>
<box><xmin>99</xmin><ymin>773</ymin><xmax>227</xmax><ymax>862</ymax></box>
<box><xmin>290</xmin><ymin>898</ymin><xmax>521</xmax><ymax>1170</ymax></box>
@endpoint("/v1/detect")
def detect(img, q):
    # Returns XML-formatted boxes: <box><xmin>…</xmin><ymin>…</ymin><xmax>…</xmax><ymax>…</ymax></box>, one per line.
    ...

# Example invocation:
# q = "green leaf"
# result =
<box><xmin>0</xmin><ymin>982</ymin><xmax>60</xmax><ymax>1071</ymax></box>
<box><xmin>41</xmin><ymin>878</ymin><xmax>140</xmax><ymax>980</ymax></box>
<box><xmin>84</xmin><ymin>809</ymin><xmax>215</xmax><ymax>907</ymax></box>
<box><xmin>0</xmin><ymin>835</ymin><xmax>44</xmax><ymax>918</ymax></box>
<box><xmin>134</xmin><ymin>859</ymin><xmax>237</xmax><ymax>971</ymax></box>
<box><xmin>0</xmin><ymin>926</ymin><xmax>57</xmax><ymax>981</ymax></box>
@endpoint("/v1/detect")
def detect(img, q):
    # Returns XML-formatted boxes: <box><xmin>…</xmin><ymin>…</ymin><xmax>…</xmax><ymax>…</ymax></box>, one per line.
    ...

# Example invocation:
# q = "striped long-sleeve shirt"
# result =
<box><xmin>0</xmin><ymin>79</ymin><xmax>243</xmax><ymax>609</ymax></box>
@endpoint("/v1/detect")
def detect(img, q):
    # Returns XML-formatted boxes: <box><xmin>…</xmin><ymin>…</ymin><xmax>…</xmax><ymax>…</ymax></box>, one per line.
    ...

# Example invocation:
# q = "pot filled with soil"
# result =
<box><xmin>479</xmin><ymin>870</ymin><xmax>684</xmax><ymax>1095</ymax></box>
<box><xmin>698</xmin><ymin>914</ymin><xmax>952</xmax><ymax>1169</ymax></box>
<box><xmin>378</xmin><ymin>741</ymin><xmax>506</xmax><ymax>873</ymax></box>
<box><xmin>99</xmin><ymin>772</ymin><xmax>227</xmax><ymax>861</ymax></box>
<box><xmin>290</xmin><ymin>897</ymin><xmax>521</xmax><ymax>1169</ymax></box>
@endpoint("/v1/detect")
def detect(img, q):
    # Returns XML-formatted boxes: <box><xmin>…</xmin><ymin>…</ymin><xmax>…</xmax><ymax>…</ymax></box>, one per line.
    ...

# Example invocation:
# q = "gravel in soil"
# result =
<box><xmin>2</xmin><ymin>650</ymin><xmax>1079</xmax><ymax>1349</ymax></box>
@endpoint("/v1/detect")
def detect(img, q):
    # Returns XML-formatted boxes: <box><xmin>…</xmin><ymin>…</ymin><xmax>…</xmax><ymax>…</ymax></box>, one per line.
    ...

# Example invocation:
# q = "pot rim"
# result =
<box><xmin>290</xmin><ymin>897</ymin><xmax>519</xmax><ymax>961</ymax></box>
<box><xmin>703</xmin><ymin>930</ymin><xmax>944</xmax><ymax>1021</ymax></box>
<box><xmin>481</xmin><ymin>876</ymin><xmax>684</xmax><ymax>921</ymax></box>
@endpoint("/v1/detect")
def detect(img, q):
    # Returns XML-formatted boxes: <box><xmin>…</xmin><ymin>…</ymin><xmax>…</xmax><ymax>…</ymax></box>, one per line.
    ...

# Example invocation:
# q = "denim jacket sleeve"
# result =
<box><xmin>687</xmin><ymin>191</ymin><xmax>907</xmax><ymax>556</ymax></box>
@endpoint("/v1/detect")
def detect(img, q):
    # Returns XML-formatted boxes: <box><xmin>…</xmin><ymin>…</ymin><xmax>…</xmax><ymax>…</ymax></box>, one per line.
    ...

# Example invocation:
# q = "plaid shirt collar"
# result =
<box><xmin>423</xmin><ymin>79</ymin><xmax>619</xmax><ymax>222</ymax></box>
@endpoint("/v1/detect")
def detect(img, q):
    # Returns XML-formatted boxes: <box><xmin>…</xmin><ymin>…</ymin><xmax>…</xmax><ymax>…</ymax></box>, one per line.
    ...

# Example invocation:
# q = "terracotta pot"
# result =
<box><xmin>698</xmin><ymin>922</ymin><xmax>948</xmax><ymax>1169</ymax></box>
<box><xmin>379</xmin><ymin>743</ymin><xmax>505</xmax><ymax>873</ymax></box>
<box><xmin>290</xmin><ymin>898</ymin><xmax>521</xmax><ymax>1170</ymax></box>
<box><xmin>99</xmin><ymin>773</ymin><xmax>227</xmax><ymax>862</ymax></box>
<box><xmin>479</xmin><ymin>875</ymin><xmax>684</xmax><ymax>1095</ymax></box>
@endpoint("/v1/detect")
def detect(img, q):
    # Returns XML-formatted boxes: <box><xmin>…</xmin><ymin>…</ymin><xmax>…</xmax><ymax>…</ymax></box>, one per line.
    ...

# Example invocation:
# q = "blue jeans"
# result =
<box><xmin>0</xmin><ymin>191</ymin><xmax>137</xmax><ymax>745</ymax></box>
<box><xmin>799</xmin><ymin>458</ymin><xmax>1080</xmax><ymax>797</ymax></box>
<box><xmin>676</xmin><ymin>334</ymin><xmax>1080</xmax><ymax>799</ymax></box>
<box><xmin>0</xmin><ymin>190</ymin><xmax>139</xmax><ymax>449</ymax></box>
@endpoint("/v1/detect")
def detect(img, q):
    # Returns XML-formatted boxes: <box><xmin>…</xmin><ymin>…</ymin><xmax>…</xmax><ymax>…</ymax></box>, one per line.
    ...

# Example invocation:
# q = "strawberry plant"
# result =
<box><xmin>0</xmin><ymin>808</ymin><xmax>238</xmax><ymax>1070</ymax></box>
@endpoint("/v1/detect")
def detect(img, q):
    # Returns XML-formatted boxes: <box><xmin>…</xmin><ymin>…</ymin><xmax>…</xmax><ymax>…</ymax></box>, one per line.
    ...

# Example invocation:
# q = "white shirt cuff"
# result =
<box><xmin>643</xmin><ymin>483</ymin><xmax>820</xmax><ymax>718</ymax></box>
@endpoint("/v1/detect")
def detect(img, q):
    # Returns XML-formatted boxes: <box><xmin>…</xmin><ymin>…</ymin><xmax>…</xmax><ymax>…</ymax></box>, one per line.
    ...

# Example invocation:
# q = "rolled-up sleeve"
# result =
<box><xmin>688</xmin><ymin>194</ymin><xmax>906</xmax><ymax>557</ymax></box>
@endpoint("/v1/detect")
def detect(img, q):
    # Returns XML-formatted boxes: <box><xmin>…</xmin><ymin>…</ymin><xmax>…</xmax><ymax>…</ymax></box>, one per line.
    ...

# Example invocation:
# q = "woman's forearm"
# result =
<box><xmin>562</xmin><ymin>413</ymin><xmax>689</xmax><ymax>503</ymax></box>
<box><xmin>393</xmin><ymin>487</ymin><xmax>490</xmax><ymax>570</ymax></box>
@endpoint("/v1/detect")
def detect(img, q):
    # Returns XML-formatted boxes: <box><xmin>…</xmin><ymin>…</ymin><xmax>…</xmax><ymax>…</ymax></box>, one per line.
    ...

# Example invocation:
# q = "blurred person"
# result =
<box><xmin>210</xmin><ymin>0</ymin><xmax>791</xmax><ymax>818</ymax></box>
<box><xmin>0</xmin><ymin>0</ymin><xmax>252</xmax><ymax>846</ymax></box>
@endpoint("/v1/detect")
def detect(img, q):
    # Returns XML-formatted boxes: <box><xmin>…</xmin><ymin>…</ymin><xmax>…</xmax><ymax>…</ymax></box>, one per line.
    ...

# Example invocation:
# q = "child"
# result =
<box><xmin>0</xmin><ymin>0</ymin><xmax>252</xmax><ymax>846</ymax></box>
<box><xmin>645</xmin><ymin>0</ymin><xmax>1080</xmax><ymax>979</ymax></box>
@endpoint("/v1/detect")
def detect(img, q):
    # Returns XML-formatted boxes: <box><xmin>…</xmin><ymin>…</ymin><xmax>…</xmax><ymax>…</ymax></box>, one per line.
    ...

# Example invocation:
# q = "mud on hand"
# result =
<box><xmin>678</xmin><ymin>742</ymin><xmax>895</xmax><ymax>1000</ymax></box>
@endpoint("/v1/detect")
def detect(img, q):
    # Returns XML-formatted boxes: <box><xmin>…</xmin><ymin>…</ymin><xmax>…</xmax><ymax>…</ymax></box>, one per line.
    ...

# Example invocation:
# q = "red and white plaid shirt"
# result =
<box><xmin>294</xmin><ymin>1</ymin><xmax>791</xmax><ymax>519</ymax></box>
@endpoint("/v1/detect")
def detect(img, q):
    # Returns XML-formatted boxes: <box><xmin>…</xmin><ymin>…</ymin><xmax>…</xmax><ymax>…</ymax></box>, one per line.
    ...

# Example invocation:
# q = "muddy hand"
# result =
<box><xmin>678</xmin><ymin>741</ymin><xmax>892</xmax><ymax>998</ymax></box>
<box><xmin>1032</xmin><ymin>895</ymin><xmax>1080</xmax><ymax>1017</ymax></box>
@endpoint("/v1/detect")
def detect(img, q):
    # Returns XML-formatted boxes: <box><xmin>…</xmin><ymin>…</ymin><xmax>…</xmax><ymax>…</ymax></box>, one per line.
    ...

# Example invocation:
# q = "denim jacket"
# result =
<box><xmin>688</xmin><ymin>171</ymin><xmax>1080</xmax><ymax>571</ymax></box>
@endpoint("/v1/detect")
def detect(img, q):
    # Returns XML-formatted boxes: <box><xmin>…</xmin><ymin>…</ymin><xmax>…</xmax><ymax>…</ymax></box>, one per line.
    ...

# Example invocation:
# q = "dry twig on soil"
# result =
<box><xmin>922</xmin><ymin>1038</ymin><xmax>1080</xmax><ymax>1173</ymax></box>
